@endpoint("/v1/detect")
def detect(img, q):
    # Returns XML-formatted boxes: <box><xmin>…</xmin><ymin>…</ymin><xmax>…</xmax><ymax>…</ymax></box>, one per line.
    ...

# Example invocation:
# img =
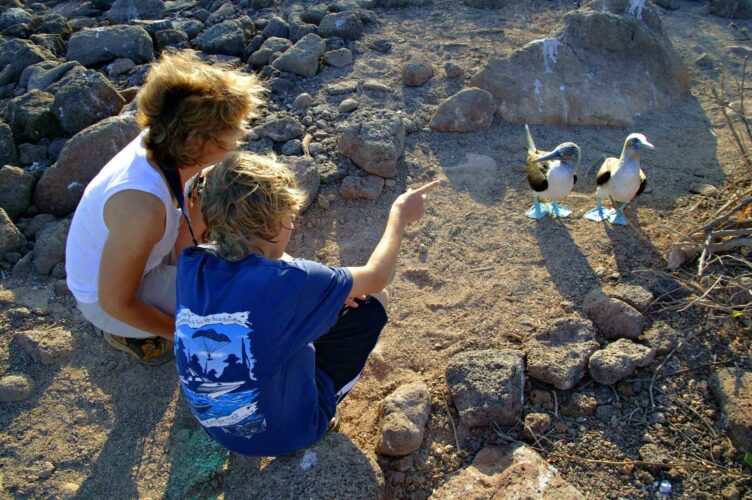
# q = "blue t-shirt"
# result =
<box><xmin>175</xmin><ymin>246</ymin><xmax>353</xmax><ymax>456</ymax></box>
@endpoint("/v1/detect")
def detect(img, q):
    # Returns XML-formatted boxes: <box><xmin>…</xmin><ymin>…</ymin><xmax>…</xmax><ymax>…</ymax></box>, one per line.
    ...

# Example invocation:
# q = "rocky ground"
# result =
<box><xmin>1</xmin><ymin>0</ymin><xmax>752</xmax><ymax>498</ymax></box>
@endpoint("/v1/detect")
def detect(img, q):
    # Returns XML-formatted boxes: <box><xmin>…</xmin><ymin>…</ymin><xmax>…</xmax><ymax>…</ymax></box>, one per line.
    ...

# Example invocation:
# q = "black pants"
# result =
<box><xmin>314</xmin><ymin>296</ymin><xmax>388</xmax><ymax>404</ymax></box>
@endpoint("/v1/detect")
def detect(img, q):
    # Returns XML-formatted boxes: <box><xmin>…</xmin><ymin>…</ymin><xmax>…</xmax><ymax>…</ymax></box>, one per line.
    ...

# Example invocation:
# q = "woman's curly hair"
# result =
<box><xmin>201</xmin><ymin>152</ymin><xmax>306</xmax><ymax>261</ymax></box>
<box><xmin>136</xmin><ymin>50</ymin><xmax>264</xmax><ymax>170</ymax></box>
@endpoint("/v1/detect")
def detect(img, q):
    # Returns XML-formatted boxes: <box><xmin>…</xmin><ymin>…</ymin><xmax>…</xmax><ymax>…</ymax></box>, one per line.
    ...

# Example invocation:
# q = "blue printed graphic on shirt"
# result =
<box><xmin>175</xmin><ymin>309</ymin><xmax>267</xmax><ymax>439</ymax></box>
<box><xmin>175</xmin><ymin>247</ymin><xmax>353</xmax><ymax>456</ymax></box>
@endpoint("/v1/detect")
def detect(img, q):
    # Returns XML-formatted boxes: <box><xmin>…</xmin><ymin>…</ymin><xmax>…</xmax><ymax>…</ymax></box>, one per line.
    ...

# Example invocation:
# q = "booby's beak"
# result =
<box><xmin>533</xmin><ymin>150</ymin><xmax>561</xmax><ymax>163</ymax></box>
<box><xmin>638</xmin><ymin>140</ymin><xmax>655</xmax><ymax>150</ymax></box>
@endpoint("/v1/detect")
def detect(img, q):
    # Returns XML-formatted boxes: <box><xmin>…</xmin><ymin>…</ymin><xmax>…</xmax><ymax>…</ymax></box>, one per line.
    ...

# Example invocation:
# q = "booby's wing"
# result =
<box><xmin>595</xmin><ymin>157</ymin><xmax>618</xmax><ymax>186</ymax></box>
<box><xmin>635</xmin><ymin>169</ymin><xmax>647</xmax><ymax>197</ymax></box>
<box><xmin>526</xmin><ymin>161</ymin><xmax>549</xmax><ymax>192</ymax></box>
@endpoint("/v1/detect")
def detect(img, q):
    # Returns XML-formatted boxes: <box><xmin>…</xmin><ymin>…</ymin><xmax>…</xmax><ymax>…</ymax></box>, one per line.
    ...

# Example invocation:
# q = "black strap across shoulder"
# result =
<box><xmin>161</xmin><ymin>166</ymin><xmax>198</xmax><ymax>246</ymax></box>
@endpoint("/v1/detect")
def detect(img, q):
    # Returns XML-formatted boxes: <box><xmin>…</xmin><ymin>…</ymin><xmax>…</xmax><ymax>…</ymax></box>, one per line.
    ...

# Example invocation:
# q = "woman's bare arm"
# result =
<box><xmin>99</xmin><ymin>190</ymin><xmax>176</xmax><ymax>340</ymax></box>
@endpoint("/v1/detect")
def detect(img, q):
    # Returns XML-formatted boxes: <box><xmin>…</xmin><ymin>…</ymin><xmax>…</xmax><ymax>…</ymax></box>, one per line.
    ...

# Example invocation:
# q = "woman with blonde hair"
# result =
<box><xmin>65</xmin><ymin>50</ymin><xmax>263</xmax><ymax>365</ymax></box>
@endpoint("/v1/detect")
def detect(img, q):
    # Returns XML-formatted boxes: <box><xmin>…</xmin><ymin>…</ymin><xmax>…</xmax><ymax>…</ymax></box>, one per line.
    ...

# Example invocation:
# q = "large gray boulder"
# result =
<box><xmin>6</xmin><ymin>90</ymin><xmax>62</xmax><ymax>143</ymax></box>
<box><xmin>0</xmin><ymin>7</ymin><xmax>33</xmax><ymax>32</ymax></box>
<box><xmin>0</xmin><ymin>208</ymin><xmax>26</xmax><ymax>258</ymax></box>
<box><xmin>47</xmin><ymin>67</ymin><xmax>125</xmax><ymax>135</ymax></box>
<box><xmin>318</xmin><ymin>12</ymin><xmax>363</xmax><ymax>40</ymax></box>
<box><xmin>33</xmin><ymin>218</ymin><xmax>70</xmax><ymax>275</ymax></box>
<box><xmin>195</xmin><ymin>20</ymin><xmax>247</xmax><ymax>56</ymax></box>
<box><xmin>338</xmin><ymin>114</ymin><xmax>405</xmax><ymax>178</ymax></box>
<box><xmin>106</xmin><ymin>0</ymin><xmax>165</xmax><ymax>23</ymax></box>
<box><xmin>0</xmin><ymin>38</ymin><xmax>55</xmax><ymax>87</ymax></box>
<box><xmin>225</xmin><ymin>433</ymin><xmax>384</xmax><ymax>499</ymax></box>
<box><xmin>272</xmin><ymin>33</ymin><xmax>326</xmax><ymax>77</ymax></box>
<box><xmin>446</xmin><ymin>349</ymin><xmax>525</xmax><ymax>427</ymax></box>
<box><xmin>67</xmin><ymin>26</ymin><xmax>155</xmax><ymax>67</ymax></box>
<box><xmin>376</xmin><ymin>381</ymin><xmax>431</xmax><ymax>456</ymax></box>
<box><xmin>710</xmin><ymin>0</ymin><xmax>752</xmax><ymax>18</ymax></box>
<box><xmin>34</xmin><ymin>115</ymin><xmax>140</xmax><ymax>216</ymax></box>
<box><xmin>0</xmin><ymin>123</ymin><xmax>18</xmax><ymax>167</ymax></box>
<box><xmin>432</xmin><ymin>444</ymin><xmax>584</xmax><ymax>499</ymax></box>
<box><xmin>469</xmin><ymin>1</ymin><xmax>689</xmax><ymax>126</ymax></box>
<box><xmin>22</xmin><ymin>61</ymin><xmax>80</xmax><ymax>92</ymax></box>
<box><xmin>709</xmin><ymin>368</ymin><xmax>752</xmax><ymax>453</ymax></box>
<box><xmin>525</xmin><ymin>318</ymin><xmax>600</xmax><ymax>390</ymax></box>
<box><xmin>430</xmin><ymin>88</ymin><xmax>495</xmax><ymax>132</ymax></box>
<box><xmin>249</xmin><ymin>37</ymin><xmax>293</xmax><ymax>67</ymax></box>
<box><xmin>0</xmin><ymin>166</ymin><xmax>35</xmax><ymax>220</ymax></box>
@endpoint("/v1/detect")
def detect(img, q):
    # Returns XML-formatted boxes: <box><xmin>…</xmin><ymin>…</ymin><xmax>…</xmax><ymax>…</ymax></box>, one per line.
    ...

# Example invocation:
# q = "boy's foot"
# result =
<box><xmin>327</xmin><ymin>410</ymin><xmax>340</xmax><ymax>433</ymax></box>
<box><xmin>103</xmin><ymin>332</ymin><xmax>175</xmax><ymax>366</ymax></box>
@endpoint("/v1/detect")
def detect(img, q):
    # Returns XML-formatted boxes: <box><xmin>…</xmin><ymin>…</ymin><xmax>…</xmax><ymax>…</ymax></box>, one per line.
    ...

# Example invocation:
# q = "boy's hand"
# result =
<box><xmin>390</xmin><ymin>180</ymin><xmax>441</xmax><ymax>225</ymax></box>
<box><xmin>345</xmin><ymin>295</ymin><xmax>367</xmax><ymax>308</ymax></box>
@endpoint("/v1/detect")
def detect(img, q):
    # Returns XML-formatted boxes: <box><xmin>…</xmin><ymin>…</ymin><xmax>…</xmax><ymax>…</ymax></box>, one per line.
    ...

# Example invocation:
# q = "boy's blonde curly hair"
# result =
<box><xmin>201</xmin><ymin>152</ymin><xmax>306</xmax><ymax>261</ymax></box>
<box><xmin>137</xmin><ymin>50</ymin><xmax>264</xmax><ymax>170</ymax></box>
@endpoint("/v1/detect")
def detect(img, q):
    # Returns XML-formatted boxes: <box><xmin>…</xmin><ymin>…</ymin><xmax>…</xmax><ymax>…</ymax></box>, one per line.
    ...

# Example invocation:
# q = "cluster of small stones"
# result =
<box><xmin>0</xmin><ymin>0</ymin><xmax>488</xmax><ymax>285</ymax></box>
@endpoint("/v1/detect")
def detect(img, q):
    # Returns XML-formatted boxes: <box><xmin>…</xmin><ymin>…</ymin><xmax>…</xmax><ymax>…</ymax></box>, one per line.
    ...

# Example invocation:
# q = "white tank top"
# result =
<box><xmin>65</xmin><ymin>132</ymin><xmax>182</xmax><ymax>303</ymax></box>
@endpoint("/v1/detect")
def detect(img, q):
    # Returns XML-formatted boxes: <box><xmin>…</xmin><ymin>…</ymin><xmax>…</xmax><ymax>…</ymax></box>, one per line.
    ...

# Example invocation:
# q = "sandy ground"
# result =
<box><xmin>1</xmin><ymin>0</ymin><xmax>751</xmax><ymax>498</ymax></box>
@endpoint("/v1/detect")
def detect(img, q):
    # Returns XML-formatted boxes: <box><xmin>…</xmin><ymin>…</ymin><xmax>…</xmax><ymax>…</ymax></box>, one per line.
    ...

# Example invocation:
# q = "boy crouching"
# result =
<box><xmin>175</xmin><ymin>152</ymin><xmax>439</xmax><ymax>456</ymax></box>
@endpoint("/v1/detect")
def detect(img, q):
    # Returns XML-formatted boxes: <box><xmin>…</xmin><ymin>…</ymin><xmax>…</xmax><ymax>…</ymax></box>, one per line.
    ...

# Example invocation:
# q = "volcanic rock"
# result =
<box><xmin>446</xmin><ymin>349</ymin><xmax>525</xmax><ymax>427</ymax></box>
<box><xmin>469</xmin><ymin>1</ymin><xmax>689</xmax><ymax>126</ymax></box>
<box><xmin>47</xmin><ymin>67</ymin><xmax>125</xmax><ymax>135</ymax></box>
<box><xmin>376</xmin><ymin>381</ymin><xmax>431</xmax><ymax>456</ymax></box>
<box><xmin>431</xmin><ymin>444</ymin><xmax>584</xmax><ymax>498</ymax></box>
<box><xmin>0</xmin><ymin>166</ymin><xmax>35</xmax><ymax>220</ymax></box>
<box><xmin>0</xmin><ymin>209</ymin><xmax>26</xmax><ymax>258</ymax></box>
<box><xmin>338</xmin><ymin>114</ymin><xmax>405</xmax><ymax>178</ymax></box>
<box><xmin>340</xmin><ymin>175</ymin><xmax>384</xmax><ymax>200</ymax></box>
<box><xmin>709</xmin><ymin>368</ymin><xmax>752</xmax><ymax>453</ymax></box>
<box><xmin>318</xmin><ymin>12</ymin><xmax>363</xmax><ymax>40</ymax></box>
<box><xmin>272</xmin><ymin>33</ymin><xmax>326</xmax><ymax>77</ymax></box>
<box><xmin>430</xmin><ymin>88</ymin><xmax>494</xmax><ymax>132</ymax></box>
<box><xmin>588</xmin><ymin>338</ymin><xmax>655</xmax><ymax>385</ymax></box>
<box><xmin>6</xmin><ymin>90</ymin><xmax>61</xmax><ymax>143</ymax></box>
<box><xmin>16</xmin><ymin>327</ymin><xmax>74</xmax><ymax>365</ymax></box>
<box><xmin>34</xmin><ymin>115</ymin><xmax>140</xmax><ymax>216</ymax></box>
<box><xmin>33</xmin><ymin>218</ymin><xmax>70</xmax><ymax>275</ymax></box>
<box><xmin>525</xmin><ymin>318</ymin><xmax>599</xmax><ymax>390</ymax></box>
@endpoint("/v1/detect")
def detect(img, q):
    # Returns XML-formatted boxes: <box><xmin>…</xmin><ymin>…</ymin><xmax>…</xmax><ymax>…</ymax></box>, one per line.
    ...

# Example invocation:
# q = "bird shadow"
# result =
<box><xmin>533</xmin><ymin>217</ymin><xmax>602</xmax><ymax>306</ymax></box>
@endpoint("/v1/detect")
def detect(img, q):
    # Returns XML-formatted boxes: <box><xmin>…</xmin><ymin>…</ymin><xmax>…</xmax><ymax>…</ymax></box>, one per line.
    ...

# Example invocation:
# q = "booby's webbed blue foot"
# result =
<box><xmin>583</xmin><ymin>207</ymin><xmax>612</xmax><ymax>222</ymax></box>
<box><xmin>547</xmin><ymin>201</ymin><xmax>572</xmax><ymax>218</ymax></box>
<box><xmin>526</xmin><ymin>203</ymin><xmax>548</xmax><ymax>219</ymax></box>
<box><xmin>608</xmin><ymin>210</ymin><xmax>628</xmax><ymax>225</ymax></box>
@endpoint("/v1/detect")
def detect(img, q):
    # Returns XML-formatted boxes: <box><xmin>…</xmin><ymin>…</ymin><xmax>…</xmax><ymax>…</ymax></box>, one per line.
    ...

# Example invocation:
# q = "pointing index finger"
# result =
<box><xmin>411</xmin><ymin>180</ymin><xmax>441</xmax><ymax>195</ymax></box>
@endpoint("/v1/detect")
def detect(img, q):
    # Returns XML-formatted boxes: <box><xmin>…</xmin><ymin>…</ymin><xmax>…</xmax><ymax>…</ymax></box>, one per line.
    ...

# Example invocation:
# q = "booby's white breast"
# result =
<box><xmin>601</xmin><ymin>158</ymin><xmax>642</xmax><ymax>203</ymax></box>
<box><xmin>542</xmin><ymin>163</ymin><xmax>575</xmax><ymax>200</ymax></box>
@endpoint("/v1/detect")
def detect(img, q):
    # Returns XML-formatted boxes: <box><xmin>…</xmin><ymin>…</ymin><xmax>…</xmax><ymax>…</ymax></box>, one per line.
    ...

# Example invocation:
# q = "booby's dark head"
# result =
<box><xmin>623</xmin><ymin>133</ymin><xmax>655</xmax><ymax>158</ymax></box>
<box><xmin>533</xmin><ymin>142</ymin><xmax>581</xmax><ymax>167</ymax></box>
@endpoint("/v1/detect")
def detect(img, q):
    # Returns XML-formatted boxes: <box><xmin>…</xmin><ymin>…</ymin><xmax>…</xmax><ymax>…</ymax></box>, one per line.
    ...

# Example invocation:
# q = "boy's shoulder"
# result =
<box><xmin>180</xmin><ymin>246</ymin><xmax>328</xmax><ymax>277</ymax></box>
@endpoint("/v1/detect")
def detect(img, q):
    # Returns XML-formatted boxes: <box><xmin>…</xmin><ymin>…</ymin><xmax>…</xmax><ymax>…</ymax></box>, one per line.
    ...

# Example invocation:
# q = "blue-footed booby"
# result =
<box><xmin>583</xmin><ymin>133</ymin><xmax>654</xmax><ymax>225</ymax></box>
<box><xmin>524</xmin><ymin>124</ymin><xmax>580</xmax><ymax>219</ymax></box>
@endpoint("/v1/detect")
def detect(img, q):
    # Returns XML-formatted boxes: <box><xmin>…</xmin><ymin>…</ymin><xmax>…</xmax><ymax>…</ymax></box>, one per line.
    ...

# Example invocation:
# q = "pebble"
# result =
<box><xmin>38</xmin><ymin>461</ymin><xmax>55</xmax><ymax>479</ymax></box>
<box><xmin>0</xmin><ymin>373</ymin><xmax>33</xmax><ymax>401</ymax></box>
<box><xmin>338</xmin><ymin>97</ymin><xmax>359</xmax><ymax>113</ymax></box>
<box><xmin>293</xmin><ymin>92</ymin><xmax>314</xmax><ymax>109</ymax></box>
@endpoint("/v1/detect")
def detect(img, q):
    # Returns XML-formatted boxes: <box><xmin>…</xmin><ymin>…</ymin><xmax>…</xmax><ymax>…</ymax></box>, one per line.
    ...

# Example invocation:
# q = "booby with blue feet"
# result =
<box><xmin>583</xmin><ymin>133</ymin><xmax>654</xmax><ymax>225</ymax></box>
<box><xmin>524</xmin><ymin>124</ymin><xmax>580</xmax><ymax>219</ymax></box>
